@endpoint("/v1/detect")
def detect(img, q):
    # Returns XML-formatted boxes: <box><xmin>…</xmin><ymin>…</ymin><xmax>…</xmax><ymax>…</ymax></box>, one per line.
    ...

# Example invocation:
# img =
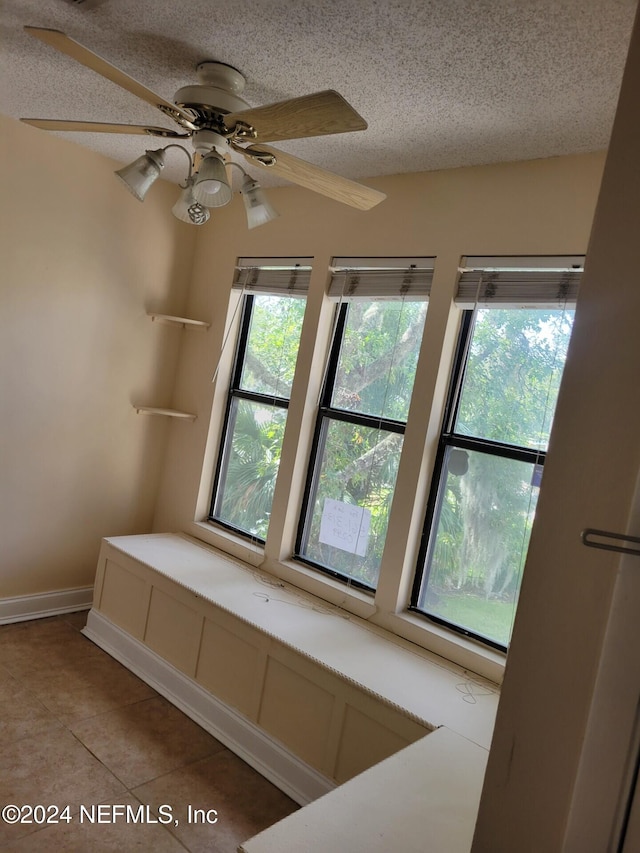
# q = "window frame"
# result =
<box><xmin>294</xmin><ymin>299</ymin><xmax>410</xmax><ymax>591</ymax></box>
<box><xmin>410</xmin><ymin>292</ymin><xmax>577</xmax><ymax>650</ymax></box>
<box><xmin>292</xmin><ymin>286</ymin><xmax>432</xmax><ymax>584</ymax></box>
<box><xmin>410</xmin><ymin>309</ymin><xmax>550</xmax><ymax>650</ymax></box>
<box><xmin>208</xmin><ymin>292</ymin><xmax>297</xmax><ymax>542</ymax></box>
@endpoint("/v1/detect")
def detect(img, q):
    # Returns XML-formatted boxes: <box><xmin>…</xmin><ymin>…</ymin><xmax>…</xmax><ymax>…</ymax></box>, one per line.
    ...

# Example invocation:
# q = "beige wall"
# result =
<box><xmin>0</xmin><ymin>115</ymin><xmax>196</xmax><ymax>597</ymax></box>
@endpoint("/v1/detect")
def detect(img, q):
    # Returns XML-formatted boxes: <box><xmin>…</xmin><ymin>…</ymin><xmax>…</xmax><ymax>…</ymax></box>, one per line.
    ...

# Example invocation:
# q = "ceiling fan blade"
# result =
<box><xmin>20</xmin><ymin>118</ymin><xmax>190</xmax><ymax>138</ymax></box>
<box><xmin>24</xmin><ymin>26</ymin><xmax>197</xmax><ymax>130</ymax></box>
<box><xmin>226</xmin><ymin>90</ymin><xmax>367</xmax><ymax>143</ymax></box>
<box><xmin>242</xmin><ymin>145</ymin><xmax>386</xmax><ymax>210</ymax></box>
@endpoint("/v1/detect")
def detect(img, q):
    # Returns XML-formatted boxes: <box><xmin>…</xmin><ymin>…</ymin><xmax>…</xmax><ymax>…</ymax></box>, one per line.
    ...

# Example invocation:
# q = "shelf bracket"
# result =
<box><xmin>133</xmin><ymin>406</ymin><xmax>196</xmax><ymax>421</ymax></box>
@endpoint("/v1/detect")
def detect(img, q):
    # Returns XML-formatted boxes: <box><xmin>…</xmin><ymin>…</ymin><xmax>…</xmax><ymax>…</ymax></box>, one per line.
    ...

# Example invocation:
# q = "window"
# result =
<box><xmin>209</xmin><ymin>259</ymin><xmax>310</xmax><ymax>540</ymax></box>
<box><xmin>203</xmin><ymin>254</ymin><xmax>584</xmax><ymax>674</ymax></box>
<box><xmin>411</xmin><ymin>258</ymin><xmax>582</xmax><ymax>650</ymax></box>
<box><xmin>296</xmin><ymin>259</ymin><xmax>433</xmax><ymax>590</ymax></box>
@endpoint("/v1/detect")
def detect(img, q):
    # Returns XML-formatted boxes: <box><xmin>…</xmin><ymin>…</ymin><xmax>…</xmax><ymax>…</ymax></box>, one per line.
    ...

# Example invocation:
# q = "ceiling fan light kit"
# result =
<box><xmin>114</xmin><ymin>148</ymin><xmax>165</xmax><ymax>201</ymax></box>
<box><xmin>20</xmin><ymin>26</ymin><xmax>386</xmax><ymax>228</ymax></box>
<box><xmin>171</xmin><ymin>177</ymin><xmax>210</xmax><ymax>226</ymax></box>
<box><xmin>241</xmin><ymin>175</ymin><xmax>280</xmax><ymax>229</ymax></box>
<box><xmin>191</xmin><ymin>151</ymin><xmax>233</xmax><ymax>207</ymax></box>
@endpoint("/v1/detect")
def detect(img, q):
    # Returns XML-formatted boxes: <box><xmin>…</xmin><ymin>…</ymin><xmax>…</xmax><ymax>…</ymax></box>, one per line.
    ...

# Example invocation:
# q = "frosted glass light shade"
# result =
<box><xmin>171</xmin><ymin>179</ymin><xmax>210</xmax><ymax>225</ymax></box>
<box><xmin>192</xmin><ymin>152</ymin><xmax>232</xmax><ymax>207</ymax></box>
<box><xmin>241</xmin><ymin>177</ymin><xmax>279</xmax><ymax>229</ymax></box>
<box><xmin>115</xmin><ymin>149</ymin><xmax>165</xmax><ymax>201</ymax></box>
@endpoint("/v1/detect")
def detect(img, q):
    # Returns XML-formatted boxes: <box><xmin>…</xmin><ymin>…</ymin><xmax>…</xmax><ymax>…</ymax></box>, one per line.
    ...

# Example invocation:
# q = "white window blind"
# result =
<box><xmin>328</xmin><ymin>257</ymin><xmax>435</xmax><ymax>301</ymax></box>
<box><xmin>455</xmin><ymin>256</ymin><xmax>584</xmax><ymax>308</ymax></box>
<box><xmin>232</xmin><ymin>257</ymin><xmax>313</xmax><ymax>296</ymax></box>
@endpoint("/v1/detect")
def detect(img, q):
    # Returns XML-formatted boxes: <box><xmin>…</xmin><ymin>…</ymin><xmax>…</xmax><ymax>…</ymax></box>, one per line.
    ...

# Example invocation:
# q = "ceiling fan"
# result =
<box><xmin>20</xmin><ymin>26</ymin><xmax>386</xmax><ymax>225</ymax></box>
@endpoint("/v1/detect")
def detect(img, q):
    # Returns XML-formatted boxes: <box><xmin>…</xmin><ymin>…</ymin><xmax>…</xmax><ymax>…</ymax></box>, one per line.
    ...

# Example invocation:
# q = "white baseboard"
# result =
<box><xmin>82</xmin><ymin>609</ymin><xmax>335</xmax><ymax>807</ymax></box>
<box><xmin>0</xmin><ymin>586</ymin><xmax>93</xmax><ymax>624</ymax></box>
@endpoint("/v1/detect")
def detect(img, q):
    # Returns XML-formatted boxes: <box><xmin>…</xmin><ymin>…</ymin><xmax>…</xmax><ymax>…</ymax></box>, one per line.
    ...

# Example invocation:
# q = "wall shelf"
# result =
<box><xmin>137</xmin><ymin>313</ymin><xmax>205</xmax><ymax>420</ymax></box>
<box><xmin>147</xmin><ymin>313</ymin><xmax>209</xmax><ymax>329</ymax></box>
<box><xmin>134</xmin><ymin>406</ymin><xmax>196</xmax><ymax>420</ymax></box>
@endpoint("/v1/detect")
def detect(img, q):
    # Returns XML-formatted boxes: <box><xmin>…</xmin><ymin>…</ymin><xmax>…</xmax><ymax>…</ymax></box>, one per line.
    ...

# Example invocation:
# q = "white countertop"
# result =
<box><xmin>239</xmin><ymin>727</ymin><xmax>487</xmax><ymax>853</ymax></box>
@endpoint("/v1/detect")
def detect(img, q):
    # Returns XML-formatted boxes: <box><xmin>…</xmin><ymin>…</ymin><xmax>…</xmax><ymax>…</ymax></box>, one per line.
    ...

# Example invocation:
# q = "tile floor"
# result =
<box><xmin>0</xmin><ymin>612</ymin><xmax>298</xmax><ymax>852</ymax></box>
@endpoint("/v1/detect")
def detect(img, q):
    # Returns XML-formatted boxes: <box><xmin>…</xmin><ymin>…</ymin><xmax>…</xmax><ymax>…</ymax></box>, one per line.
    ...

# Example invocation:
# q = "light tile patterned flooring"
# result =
<box><xmin>0</xmin><ymin>613</ymin><xmax>298</xmax><ymax>851</ymax></box>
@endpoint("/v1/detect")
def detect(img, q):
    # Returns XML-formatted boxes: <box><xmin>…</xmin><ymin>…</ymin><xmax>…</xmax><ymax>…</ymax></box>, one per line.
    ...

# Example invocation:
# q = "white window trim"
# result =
<box><xmin>190</xmin><ymin>255</ymin><xmax>580</xmax><ymax>684</ymax></box>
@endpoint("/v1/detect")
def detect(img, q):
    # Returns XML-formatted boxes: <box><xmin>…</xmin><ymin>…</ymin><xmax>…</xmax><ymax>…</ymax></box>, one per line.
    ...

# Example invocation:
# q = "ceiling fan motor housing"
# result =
<box><xmin>174</xmin><ymin>62</ymin><xmax>249</xmax><ymax>127</ymax></box>
<box><xmin>174</xmin><ymin>82</ymin><xmax>249</xmax><ymax>114</ymax></box>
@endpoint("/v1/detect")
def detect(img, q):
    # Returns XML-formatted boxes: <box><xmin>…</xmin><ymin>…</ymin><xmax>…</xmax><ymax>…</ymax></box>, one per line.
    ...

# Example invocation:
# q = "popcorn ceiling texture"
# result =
<box><xmin>1</xmin><ymin>0</ymin><xmax>636</xmax><ymax>186</ymax></box>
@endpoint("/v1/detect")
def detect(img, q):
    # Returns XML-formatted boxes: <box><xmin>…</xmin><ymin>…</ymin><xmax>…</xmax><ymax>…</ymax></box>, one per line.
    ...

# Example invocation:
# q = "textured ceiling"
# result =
<box><xmin>1</xmin><ymin>0</ymin><xmax>637</xmax><ymax>189</ymax></box>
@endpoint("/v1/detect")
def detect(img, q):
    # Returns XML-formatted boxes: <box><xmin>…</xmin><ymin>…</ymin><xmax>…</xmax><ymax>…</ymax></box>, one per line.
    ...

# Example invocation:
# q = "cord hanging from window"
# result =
<box><xmin>211</xmin><ymin>269</ymin><xmax>249</xmax><ymax>384</ymax></box>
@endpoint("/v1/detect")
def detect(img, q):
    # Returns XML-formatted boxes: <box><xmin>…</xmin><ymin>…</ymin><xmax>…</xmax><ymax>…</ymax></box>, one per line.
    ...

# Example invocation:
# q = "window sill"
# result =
<box><xmin>190</xmin><ymin>521</ymin><xmax>379</xmax><ymax>619</ymax></box>
<box><xmin>190</xmin><ymin>520</ymin><xmax>265</xmax><ymax>568</ymax></box>
<box><xmin>266</xmin><ymin>558</ymin><xmax>505</xmax><ymax>682</ymax></box>
<box><xmin>263</xmin><ymin>555</ymin><xmax>380</xmax><ymax>621</ymax></box>
<box><xmin>375</xmin><ymin>610</ymin><xmax>506</xmax><ymax>684</ymax></box>
<box><xmin>190</xmin><ymin>521</ymin><xmax>506</xmax><ymax>682</ymax></box>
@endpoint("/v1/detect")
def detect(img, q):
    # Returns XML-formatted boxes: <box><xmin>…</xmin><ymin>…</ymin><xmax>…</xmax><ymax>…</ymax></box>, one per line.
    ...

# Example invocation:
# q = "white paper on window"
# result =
<box><xmin>319</xmin><ymin>498</ymin><xmax>371</xmax><ymax>556</ymax></box>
